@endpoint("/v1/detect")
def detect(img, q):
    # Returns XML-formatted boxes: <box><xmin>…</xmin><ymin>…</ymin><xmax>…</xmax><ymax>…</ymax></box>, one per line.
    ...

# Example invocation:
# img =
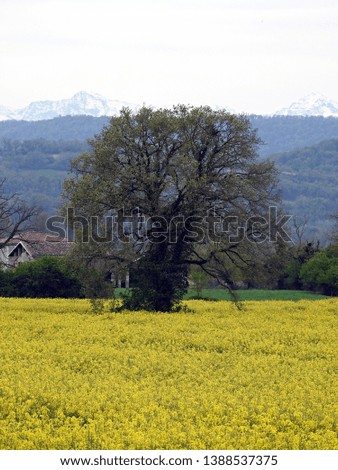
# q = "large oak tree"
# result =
<box><xmin>63</xmin><ymin>105</ymin><xmax>279</xmax><ymax>311</ymax></box>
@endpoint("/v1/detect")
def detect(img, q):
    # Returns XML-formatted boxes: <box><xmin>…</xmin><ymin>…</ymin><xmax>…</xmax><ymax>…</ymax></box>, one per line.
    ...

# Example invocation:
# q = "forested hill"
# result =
<box><xmin>0</xmin><ymin>138</ymin><xmax>88</xmax><ymax>214</ymax></box>
<box><xmin>1</xmin><ymin>114</ymin><xmax>338</xmax><ymax>156</ymax></box>
<box><xmin>250</xmin><ymin>115</ymin><xmax>338</xmax><ymax>156</ymax></box>
<box><xmin>0</xmin><ymin>115</ymin><xmax>338</xmax><ymax>241</ymax></box>
<box><xmin>0</xmin><ymin>115</ymin><xmax>109</xmax><ymax>141</ymax></box>
<box><xmin>271</xmin><ymin>138</ymin><xmax>338</xmax><ymax>239</ymax></box>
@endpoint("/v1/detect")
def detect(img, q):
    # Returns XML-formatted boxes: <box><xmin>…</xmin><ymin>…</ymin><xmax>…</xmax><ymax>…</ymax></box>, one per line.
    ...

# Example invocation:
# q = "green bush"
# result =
<box><xmin>300</xmin><ymin>247</ymin><xmax>338</xmax><ymax>296</ymax></box>
<box><xmin>121</xmin><ymin>255</ymin><xmax>188</xmax><ymax>312</ymax></box>
<box><xmin>0</xmin><ymin>256</ymin><xmax>82</xmax><ymax>298</ymax></box>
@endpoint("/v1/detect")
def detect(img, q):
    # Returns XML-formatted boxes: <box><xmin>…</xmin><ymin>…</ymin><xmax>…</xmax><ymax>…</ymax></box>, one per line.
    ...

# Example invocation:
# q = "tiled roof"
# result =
<box><xmin>1</xmin><ymin>231</ymin><xmax>72</xmax><ymax>258</ymax></box>
<box><xmin>27</xmin><ymin>240</ymin><xmax>72</xmax><ymax>257</ymax></box>
<box><xmin>0</xmin><ymin>230</ymin><xmax>62</xmax><ymax>243</ymax></box>
<box><xmin>16</xmin><ymin>231</ymin><xmax>64</xmax><ymax>242</ymax></box>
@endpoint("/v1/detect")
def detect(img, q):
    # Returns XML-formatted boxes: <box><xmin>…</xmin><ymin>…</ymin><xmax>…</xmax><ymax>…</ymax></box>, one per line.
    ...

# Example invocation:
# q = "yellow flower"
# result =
<box><xmin>0</xmin><ymin>297</ymin><xmax>337</xmax><ymax>450</ymax></box>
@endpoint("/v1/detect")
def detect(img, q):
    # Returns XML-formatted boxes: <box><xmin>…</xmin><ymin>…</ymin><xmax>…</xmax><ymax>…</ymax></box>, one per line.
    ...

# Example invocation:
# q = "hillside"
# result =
<box><xmin>0</xmin><ymin>115</ymin><xmax>109</xmax><ymax>141</ymax></box>
<box><xmin>1</xmin><ymin>114</ymin><xmax>338</xmax><ymax>156</ymax></box>
<box><xmin>271</xmin><ymin>139</ymin><xmax>338</xmax><ymax>240</ymax></box>
<box><xmin>250</xmin><ymin>115</ymin><xmax>338</xmax><ymax>156</ymax></box>
<box><xmin>0</xmin><ymin>115</ymin><xmax>337</xmax><ymax>240</ymax></box>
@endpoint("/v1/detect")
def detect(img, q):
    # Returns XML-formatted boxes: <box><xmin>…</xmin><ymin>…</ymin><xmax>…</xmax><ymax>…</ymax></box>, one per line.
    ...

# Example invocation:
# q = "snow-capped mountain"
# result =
<box><xmin>0</xmin><ymin>91</ymin><xmax>138</xmax><ymax>121</ymax></box>
<box><xmin>2</xmin><ymin>91</ymin><xmax>338</xmax><ymax>121</ymax></box>
<box><xmin>275</xmin><ymin>93</ymin><xmax>338</xmax><ymax>117</ymax></box>
<box><xmin>0</xmin><ymin>105</ymin><xmax>17</xmax><ymax>121</ymax></box>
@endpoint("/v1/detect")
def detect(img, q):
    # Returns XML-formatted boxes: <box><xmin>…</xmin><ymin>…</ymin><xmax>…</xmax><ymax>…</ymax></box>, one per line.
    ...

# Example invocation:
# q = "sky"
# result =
<box><xmin>0</xmin><ymin>0</ymin><xmax>338</xmax><ymax>114</ymax></box>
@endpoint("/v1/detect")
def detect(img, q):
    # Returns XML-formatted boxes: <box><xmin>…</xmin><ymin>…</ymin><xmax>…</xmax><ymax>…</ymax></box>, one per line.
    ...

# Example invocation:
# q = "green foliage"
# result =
<box><xmin>0</xmin><ymin>138</ymin><xmax>88</xmax><ymax>213</ymax></box>
<box><xmin>64</xmin><ymin>241</ymin><xmax>116</xmax><ymax>302</ymax></box>
<box><xmin>300</xmin><ymin>247</ymin><xmax>338</xmax><ymax>295</ymax></box>
<box><xmin>0</xmin><ymin>256</ymin><xmax>82</xmax><ymax>298</ymax></box>
<box><xmin>122</xmin><ymin>255</ymin><xmax>189</xmax><ymax>312</ymax></box>
<box><xmin>64</xmin><ymin>105</ymin><xmax>277</xmax><ymax>312</ymax></box>
<box><xmin>283</xmin><ymin>242</ymin><xmax>319</xmax><ymax>290</ymax></box>
<box><xmin>88</xmin><ymin>298</ymin><xmax>106</xmax><ymax>315</ymax></box>
<box><xmin>77</xmin><ymin>266</ymin><xmax>114</xmax><ymax>302</ymax></box>
<box><xmin>189</xmin><ymin>268</ymin><xmax>211</xmax><ymax>298</ymax></box>
<box><xmin>246</xmin><ymin>240</ymin><xmax>292</xmax><ymax>290</ymax></box>
<box><xmin>284</xmin><ymin>258</ymin><xmax>303</xmax><ymax>289</ymax></box>
<box><xmin>0</xmin><ymin>269</ymin><xmax>10</xmax><ymax>294</ymax></box>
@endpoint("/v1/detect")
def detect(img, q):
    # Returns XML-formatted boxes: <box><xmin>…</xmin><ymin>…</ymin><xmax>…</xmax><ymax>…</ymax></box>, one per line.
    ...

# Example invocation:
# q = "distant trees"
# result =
<box><xmin>253</xmin><ymin>116</ymin><xmax>338</xmax><ymax>157</ymax></box>
<box><xmin>0</xmin><ymin>137</ymin><xmax>88</xmax><ymax>170</ymax></box>
<box><xmin>297</xmin><ymin>210</ymin><xmax>338</xmax><ymax>296</ymax></box>
<box><xmin>1</xmin><ymin>114</ymin><xmax>338</xmax><ymax>156</ymax></box>
<box><xmin>64</xmin><ymin>105</ymin><xmax>279</xmax><ymax>311</ymax></box>
<box><xmin>0</xmin><ymin>139</ymin><xmax>89</xmax><ymax>213</ymax></box>
<box><xmin>283</xmin><ymin>242</ymin><xmax>320</xmax><ymax>290</ymax></box>
<box><xmin>274</xmin><ymin>138</ymin><xmax>338</xmax><ymax>240</ymax></box>
<box><xmin>300</xmin><ymin>247</ymin><xmax>338</xmax><ymax>296</ymax></box>
<box><xmin>0</xmin><ymin>116</ymin><xmax>108</xmax><ymax>141</ymax></box>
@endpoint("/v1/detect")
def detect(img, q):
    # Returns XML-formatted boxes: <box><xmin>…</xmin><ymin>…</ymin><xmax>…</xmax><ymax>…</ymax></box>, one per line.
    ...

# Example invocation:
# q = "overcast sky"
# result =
<box><xmin>1</xmin><ymin>0</ymin><xmax>338</xmax><ymax>114</ymax></box>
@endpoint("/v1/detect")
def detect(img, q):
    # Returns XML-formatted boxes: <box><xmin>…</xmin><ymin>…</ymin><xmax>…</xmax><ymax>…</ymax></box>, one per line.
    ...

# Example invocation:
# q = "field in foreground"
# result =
<box><xmin>0</xmin><ymin>297</ymin><xmax>337</xmax><ymax>450</ymax></box>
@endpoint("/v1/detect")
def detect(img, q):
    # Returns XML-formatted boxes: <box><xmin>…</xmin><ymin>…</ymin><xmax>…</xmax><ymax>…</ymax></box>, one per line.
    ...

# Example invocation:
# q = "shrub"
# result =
<box><xmin>0</xmin><ymin>256</ymin><xmax>82</xmax><ymax>298</ymax></box>
<box><xmin>300</xmin><ymin>247</ymin><xmax>338</xmax><ymax>296</ymax></box>
<box><xmin>122</xmin><ymin>256</ymin><xmax>188</xmax><ymax>312</ymax></box>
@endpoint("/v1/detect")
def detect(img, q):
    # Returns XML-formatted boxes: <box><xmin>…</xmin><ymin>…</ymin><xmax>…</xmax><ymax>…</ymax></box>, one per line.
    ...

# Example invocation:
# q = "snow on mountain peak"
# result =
<box><xmin>0</xmin><ymin>92</ymin><xmax>139</xmax><ymax>121</ymax></box>
<box><xmin>1</xmin><ymin>91</ymin><xmax>338</xmax><ymax>121</ymax></box>
<box><xmin>275</xmin><ymin>93</ymin><xmax>338</xmax><ymax>117</ymax></box>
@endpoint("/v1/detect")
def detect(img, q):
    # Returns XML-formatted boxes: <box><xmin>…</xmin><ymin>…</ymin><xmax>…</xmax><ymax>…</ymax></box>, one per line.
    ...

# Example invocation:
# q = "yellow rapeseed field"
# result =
<box><xmin>0</xmin><ymin>297</ymin><xmax>337</xmax><ymax>450</ymax></box>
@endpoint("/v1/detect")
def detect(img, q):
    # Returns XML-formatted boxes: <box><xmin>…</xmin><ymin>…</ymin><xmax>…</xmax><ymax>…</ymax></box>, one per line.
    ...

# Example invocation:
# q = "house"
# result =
<box><xmin>0</xmin><ymin>231</ymin><xmax>130</xmax><ymax>288</ymax></box>
<box><xmin>0</xmin><ymin>231</ymin><xmax>72</xmax><ymax>268</ymax></box>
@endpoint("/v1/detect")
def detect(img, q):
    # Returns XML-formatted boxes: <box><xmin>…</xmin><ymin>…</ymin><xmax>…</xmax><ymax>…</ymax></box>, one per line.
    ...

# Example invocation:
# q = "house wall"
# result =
<box><xmin>0</xmin><ymin>244</ymin><xmax>32</xmax><ymax>268</ymax></box>
<box><xmin>14</xmin><ymin>251</ymin><xmax>32</xmax><ymax>266</ymax></box>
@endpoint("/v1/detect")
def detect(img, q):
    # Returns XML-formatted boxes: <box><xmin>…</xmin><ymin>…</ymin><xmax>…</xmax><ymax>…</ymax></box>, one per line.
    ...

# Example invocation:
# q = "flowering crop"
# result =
<box><xmin>0</xmin><ymin>297</ymin><xmax>337</xmax><ymax>450</ymax></box>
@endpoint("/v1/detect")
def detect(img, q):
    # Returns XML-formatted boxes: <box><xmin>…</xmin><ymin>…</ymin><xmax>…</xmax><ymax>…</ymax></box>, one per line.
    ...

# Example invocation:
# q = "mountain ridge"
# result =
<box><xmin>275</xmin><ymin>93</ymin><xmax>338</xmax><ymax>117</ymax></box>
<box><xmin>2</xmin><ymin>91</ymin><xmax>338</xmax><ymax>121</ymax></box>
<box><xmin>0</xmin><ymin>91</ymin><xmax>138</xmax><ymax>121</ymax></box>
